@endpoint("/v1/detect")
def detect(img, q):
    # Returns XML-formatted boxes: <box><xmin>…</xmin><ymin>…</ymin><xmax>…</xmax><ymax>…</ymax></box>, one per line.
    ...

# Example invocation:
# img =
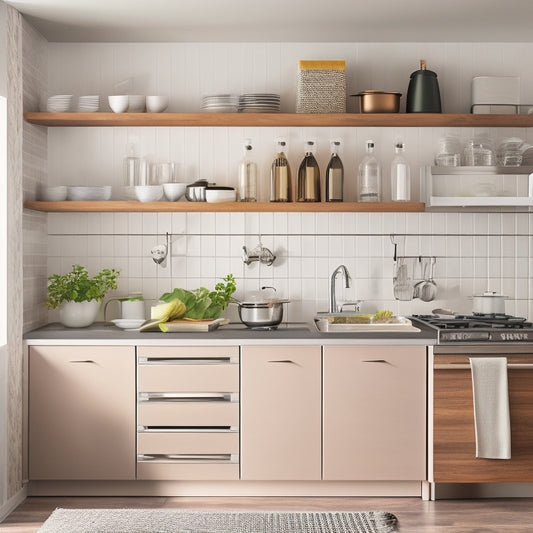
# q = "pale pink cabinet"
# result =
<box><xmin>28</xmin><ymin>345</ymin><xmax>136</xmax><ymax>480</ymax></box>
<box><xmin>240</xmin><ymin>345</ymin><xmax>322</xmax><ymax>480</ymax></box>
<box><xmin>323</xmin><ymin>345</ymin><xmax>426</xmax><ymax>481</ymax></box>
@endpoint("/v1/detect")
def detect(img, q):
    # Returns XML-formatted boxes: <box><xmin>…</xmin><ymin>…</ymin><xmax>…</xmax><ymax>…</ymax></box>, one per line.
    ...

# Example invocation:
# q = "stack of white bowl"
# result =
<box><xmin>77</xmin><ymin>95</ymin><xmax>100</xmax><ymax>112</ymax></box>
<box><xmin>46</xmin><ymin>95</ymin><xmax>73</xmax><ymax>112</ymax></box>
<box><xmin>201</xmin><ymin>94</ymin><xmax>239</xmax><ymax>113</ymax></box>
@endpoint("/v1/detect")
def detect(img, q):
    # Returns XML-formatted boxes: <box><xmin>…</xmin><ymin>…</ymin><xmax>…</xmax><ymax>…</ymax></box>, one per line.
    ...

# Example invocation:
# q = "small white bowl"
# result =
<box><xmin>112</xmin><ymin>318</ymin><xmax>146</xmax><ymax>330</ymax></box>
<box><xmin>41</xmin><ymin>186</ymin><xmax>67</xmax><ymax>201</ymax></box>
<box><xmin>163</xmin><ymin>182</ymin><xmax>187</xmax><ymax>201</ymax></box>
<box><xmin>128</xmin><ymin>95</ymin><xmax>146</xmax><ymax>112</ymax></box>
<box><xmin>146</xmin><ymin>95</ymin><xmax>169</xmax><ymax>113</ymax></box>
<box><xmin>205</xmin><ymin>187</ymin><xmax>237</xmax><ymax>203</ymax></box>
<box><xmin>108</xmin><ymin>95</ymin><xmax>129</xmax><ymax>113</ymax></box>
<box><xmin>67</xmin><ymin>186</ymin><xmax>112</xmax><ymax>201</ymax></box>
<box><xmin>134</xmin><ymin>185</ymin><xmax>164</xmax><ymax>202</ymax></box>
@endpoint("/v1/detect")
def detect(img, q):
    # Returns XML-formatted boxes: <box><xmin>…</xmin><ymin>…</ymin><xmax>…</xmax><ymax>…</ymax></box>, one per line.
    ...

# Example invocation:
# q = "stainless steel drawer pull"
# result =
<box><xmin>138</xmin><ymin>425</ymin><xmax>238</xmax><ymax>433</ymax></box>
<box><xmin>435</xmin><ymin>363</ymin><xmax>533</xmax><ymax>370</ymax></box>
<box><xmin>139</xmin><ymin>357</ymin><xmax>234</xmax><ymax>365</ymax></box>
<box><xmin>137</xmin><ymin>453</ymin><xmax>238</xmax><ymax>463</ymax></box>
<box><xmin>139</xmin><ymin>392</ymin><xmax>238</xmax><ymax>402</ymax></box>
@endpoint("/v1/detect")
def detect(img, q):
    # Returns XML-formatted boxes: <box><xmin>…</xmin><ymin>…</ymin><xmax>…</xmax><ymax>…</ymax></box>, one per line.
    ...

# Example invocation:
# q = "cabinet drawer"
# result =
<box><xmin>138</xmin><ymin>345</ymin><xmax>239</xmax><ymax>361</ymax></box>
<box><xmin>138</xmin><ymin>431</ymin><xmax>239</xmax><ymax>455</ymax></box>
<box><xmin>138</xmin><ymin>401</ymin><xmax>239</xmax><ymax>427</ymax></box>
<box><xmin>137</xmin><ymin>461</ymin><xmax>239</xmax><ymax>480</ymax></box>
<box><xmin>138</xmin><ymin>364</ymin><xmax>238</xmax><ymax>393</ymax></box>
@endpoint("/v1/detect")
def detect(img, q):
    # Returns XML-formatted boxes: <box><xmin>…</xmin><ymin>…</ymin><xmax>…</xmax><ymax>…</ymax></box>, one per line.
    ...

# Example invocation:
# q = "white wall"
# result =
<box><xmin>34</xmin><ymin>42</ymin><xmax>533</xmax><ymax>323</ymax></box>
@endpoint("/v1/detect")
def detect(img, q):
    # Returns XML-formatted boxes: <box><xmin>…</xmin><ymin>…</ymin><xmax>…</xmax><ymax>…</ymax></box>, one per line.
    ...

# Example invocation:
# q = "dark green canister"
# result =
<box><xmin>406</xmin><ymin>59</ymin><xmax>442</xmax><ymax>113</ymax></box>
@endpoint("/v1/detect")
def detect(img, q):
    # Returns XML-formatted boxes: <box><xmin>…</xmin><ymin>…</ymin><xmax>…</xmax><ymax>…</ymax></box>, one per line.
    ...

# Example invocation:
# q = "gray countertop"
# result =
<box><xmin>24</xmin><ymin>321</ymin><xmax>437</xmax><ymax>346</ymax></box>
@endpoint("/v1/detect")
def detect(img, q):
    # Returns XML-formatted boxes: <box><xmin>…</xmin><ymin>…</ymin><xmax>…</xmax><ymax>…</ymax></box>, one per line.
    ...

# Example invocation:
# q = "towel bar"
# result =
<box><xmin>435</xmin><ymin>363</ymin><xmax>533</xmax><ymax>370</ymax></box>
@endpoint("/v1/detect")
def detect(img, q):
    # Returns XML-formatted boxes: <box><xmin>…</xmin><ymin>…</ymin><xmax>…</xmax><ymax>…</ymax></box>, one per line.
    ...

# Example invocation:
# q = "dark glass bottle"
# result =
<box><xmin>297</xmin><ymin>141</ymin><xmax>320</xmax><ymax>202</ymax></box>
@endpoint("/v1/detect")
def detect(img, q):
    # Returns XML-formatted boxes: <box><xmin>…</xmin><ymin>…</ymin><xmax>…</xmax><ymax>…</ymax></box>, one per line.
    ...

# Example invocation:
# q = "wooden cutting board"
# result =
<box><xmin>139</xmin><ymin>317</ymin><xmax>229</xmax><ymax>332</ymax></box>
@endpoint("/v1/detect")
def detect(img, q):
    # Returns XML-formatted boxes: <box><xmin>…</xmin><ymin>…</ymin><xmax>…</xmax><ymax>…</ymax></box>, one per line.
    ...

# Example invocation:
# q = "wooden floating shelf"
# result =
<box><xmin>23</xmin><ymin>112</ymin><xmax>533</xmax><ymax>128</ymax></box>
<box><xmin>23</xmin><ymin>201</ymin><xmax>426</xmax><ymax>213</ymax></box>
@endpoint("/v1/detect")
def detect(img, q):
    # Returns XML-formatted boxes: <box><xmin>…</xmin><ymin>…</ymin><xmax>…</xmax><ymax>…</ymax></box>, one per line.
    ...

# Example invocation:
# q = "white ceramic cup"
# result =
<box><xmin>146</xmin><ymin>95</ymin><xmax>169</xmax><ymax>113</ymax></box>
<box><xmin>128</xmin><ymin>95</ymin><xmax>146</xmax><ymax>112</ymax></box>
<box><xmin>108</xmin><ymin>95</ymin><xmax>129</xmax><ymax>113</ymax></box>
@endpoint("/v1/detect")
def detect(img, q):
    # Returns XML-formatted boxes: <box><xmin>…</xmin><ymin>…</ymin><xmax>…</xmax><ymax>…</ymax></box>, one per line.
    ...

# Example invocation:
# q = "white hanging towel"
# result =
<box><xmin>469</xmin><ymin>357</ymin><xmax>511</xmax><ymax>459</ymax></box>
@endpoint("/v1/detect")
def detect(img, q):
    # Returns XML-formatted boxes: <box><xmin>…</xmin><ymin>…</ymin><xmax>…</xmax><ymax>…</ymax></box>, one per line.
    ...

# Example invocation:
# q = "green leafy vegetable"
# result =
<box><xmin>150</xmin><ymin>299</ymin><xmax>186</xmax><ymax>322</ymax></box>
<box><xmin>160</xmin><ymin>274</ymin><xmax>236</xmax><ymax>320</ymax></box>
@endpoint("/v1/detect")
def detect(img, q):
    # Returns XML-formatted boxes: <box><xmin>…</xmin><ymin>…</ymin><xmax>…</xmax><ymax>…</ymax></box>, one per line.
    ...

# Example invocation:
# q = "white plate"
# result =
<box><xmin>112</xmin><ymin>319</ymin><xmax>146</xmax><ymax>330</ymax></box>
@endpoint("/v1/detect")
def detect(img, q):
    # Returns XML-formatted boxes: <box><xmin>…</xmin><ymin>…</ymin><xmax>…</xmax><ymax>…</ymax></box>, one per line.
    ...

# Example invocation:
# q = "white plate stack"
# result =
<box><xmin>238</xmin><ymin>93</ymin><xmax>280</xmax><ymax>113</ymax></box>
<box><xmin>77</xmin><ymin>95</ymin><xmax>100</xmax><ymax>112</ymax></box>
<box><xmin>46</xmin><ymin>95</ymin><xmax>73</xmax><ymax>112</ymax></box>
<box><xmin>201</xmin><ymin>94</ymin><xmax>239</xmax><ymax>113</ymax></box>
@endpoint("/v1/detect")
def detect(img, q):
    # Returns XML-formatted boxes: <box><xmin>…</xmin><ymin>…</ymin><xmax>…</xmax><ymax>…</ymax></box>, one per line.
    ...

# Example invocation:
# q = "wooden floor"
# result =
<box><xmin>2</xmin><ymin>496</ymin><xmax>533</xmax><ymax>532</ymax></box>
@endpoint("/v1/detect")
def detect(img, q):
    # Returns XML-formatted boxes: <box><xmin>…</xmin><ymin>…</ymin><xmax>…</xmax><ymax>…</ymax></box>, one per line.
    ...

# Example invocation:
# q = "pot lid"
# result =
<box><xmin>472</xmin><ymin>291</ymin><xmax>508</xmax><ymax>298</ymax></box>
<box><xmin>240</xmin><ymin>286</ymin><xmax>288</xmax><ymax>305</ymax></box>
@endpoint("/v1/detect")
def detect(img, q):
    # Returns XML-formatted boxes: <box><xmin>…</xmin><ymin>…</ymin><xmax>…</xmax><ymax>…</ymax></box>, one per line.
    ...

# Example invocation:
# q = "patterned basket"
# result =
<box><xmin>297</xmin><ymin>60</ymin><xmax>346</xmax><ymax>113</ymax></box>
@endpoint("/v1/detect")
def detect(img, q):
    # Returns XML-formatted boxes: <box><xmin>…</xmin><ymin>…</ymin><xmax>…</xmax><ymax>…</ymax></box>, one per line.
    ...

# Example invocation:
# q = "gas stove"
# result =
<box><xmin>410</xmin><ymin>314</ymin><xmax>533</xmax><ymax>343</ymax></box>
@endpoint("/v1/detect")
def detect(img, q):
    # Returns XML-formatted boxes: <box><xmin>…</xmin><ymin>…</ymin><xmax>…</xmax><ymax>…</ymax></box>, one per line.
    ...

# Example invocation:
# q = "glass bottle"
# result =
<box><xmin>297</xmin><ymin>141</ymin><xmax>321</xmax><ymax>202</ymax></box>
<box><xmin>357</xmin><ymin>140</ymin><xmax>381</xmax><ymax>202</ymax></box>
<box><xmin>325</xmin><ymin>140</ymin><xmax>344</xmax><ymax>202</ymax></box>
<box><xmin>238</xmin><ymin>139</ymin><xmax>257</xmax><ymax>201</ymax></box>
<box><xmin>391</xmin><ymin>142</ymin><xmax>411</xmax><ymax>201</ymax></box>
<box><xmin>270</xmin><ymin>138</ymin><xmax>292</xmax><ymax>202</ymax></box>
<box><xmin>123</xmin><ymin>143</ymin><xmax>139</xmax><ymax>188</ymax></box>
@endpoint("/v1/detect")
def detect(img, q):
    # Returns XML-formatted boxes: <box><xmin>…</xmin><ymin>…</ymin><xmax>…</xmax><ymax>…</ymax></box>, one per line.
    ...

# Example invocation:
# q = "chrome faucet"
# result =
<box><xmin>330</xmin><ymin>265</ymin><xmax>351</xmax><ymax>313</ymax></box>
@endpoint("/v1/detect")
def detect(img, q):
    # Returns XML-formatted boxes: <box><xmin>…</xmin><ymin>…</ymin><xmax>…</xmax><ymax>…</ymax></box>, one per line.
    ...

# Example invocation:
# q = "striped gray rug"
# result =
<box><xmin>38</xmin><ymin>509</ymin><xmax>398</xmax><ymax>533</ymax></box>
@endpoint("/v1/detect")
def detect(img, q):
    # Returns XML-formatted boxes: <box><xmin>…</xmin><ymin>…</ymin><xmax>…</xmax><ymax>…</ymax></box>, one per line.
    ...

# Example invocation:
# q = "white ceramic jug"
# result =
<box><xmin>104</xmin><ymin>294</ymin><xmax>145</xmax><ymax>321</ymax></box>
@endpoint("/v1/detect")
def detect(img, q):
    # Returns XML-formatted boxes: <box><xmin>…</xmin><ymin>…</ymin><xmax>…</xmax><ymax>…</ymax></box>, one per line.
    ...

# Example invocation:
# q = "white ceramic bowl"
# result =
<box><xmin>108</xmin><ymin>95</ymin><xmax>129</xmax><ymax>113</ymax></box>
<box><xmin>205</xmin><ymin>187</ymin><xmax>237</xmax><ymax>203</ymax></box>
<box><xmin>146</xmin><ymin>95</ymin><xmax>169</xmax><ymax>113</ymax></box>
<box><xmin>41</xmin><ymin>185</ymin><xmax>67</xmax><ymax>201</ymax></box>
<box><xmin>67</xmin><ymin>186</ymin><xmax>112</xmax><ymax>201</ymax></box>
<box><xmin>128</xmin><ymin>95</ymin><xmax>146</xmax><ymax>112</ymax></box>
<box><xmin>134</xmin><ymin>185</ymin><xmax>164</xmax><ymax>202</ymax></box>
<box><xmin>163</xmin><ymin>182</ymin><xmax>187</xmax><ymax>201</ymax></box>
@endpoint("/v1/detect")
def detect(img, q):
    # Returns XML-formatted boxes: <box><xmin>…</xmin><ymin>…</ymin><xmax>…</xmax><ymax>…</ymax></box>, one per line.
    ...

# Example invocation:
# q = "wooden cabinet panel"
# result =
<box><xmin>434</xmin><ymin>361</ymin><xmax>533</xmax><ymax>482</ymax></box>
<box><xmin>240</xmin><ymin>345</ymin><xmax>322</xmax><ymax>480</ymax></box>
<box><xmin>29</xmin><ymin>345</ymin><xmax>135</xmax><ymax>480</ymax></box>
<box><xmin>137</xmin><ymin>462</ymin><xmax>239</xmax><ymax>480</ymax></box>
<box><xmin>323</xmin><ymin>346</ymin><xmax>426</xmax><ymax>481</ymax></box>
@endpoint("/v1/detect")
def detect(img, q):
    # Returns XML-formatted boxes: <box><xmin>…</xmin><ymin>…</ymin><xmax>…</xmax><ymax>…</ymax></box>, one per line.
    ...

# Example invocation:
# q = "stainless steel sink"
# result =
<box><xmin>314</xmin><ymin>314</ymin><xmax>420</xmax><ymax>333</ymax></box>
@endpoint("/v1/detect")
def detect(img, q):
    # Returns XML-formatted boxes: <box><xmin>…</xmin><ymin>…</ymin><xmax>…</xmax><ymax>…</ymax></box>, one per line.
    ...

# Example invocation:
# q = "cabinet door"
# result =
<box><xmin>29</xmin><ymin>345</ymin><xmax>135</xmax><ymax>480</ymax></box>
<box><xmin>241</xmin><ymin>345</ymin><xmax>321</xmax><ymax>480</ymax></box>
<box><xmin>434</xmin><ymin>357</ymin><xmax>533</xmax><ymax>482</ymax></box>
<box><xmin>323</xmin><ymin>345</ymin><xmax>426</xmax><ymax>481</ymax></box>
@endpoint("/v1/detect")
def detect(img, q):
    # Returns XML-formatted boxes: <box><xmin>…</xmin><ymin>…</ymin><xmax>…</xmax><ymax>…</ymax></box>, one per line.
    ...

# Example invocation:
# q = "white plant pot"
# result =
<box><xmin>59</xmin><ymin>300</ymin><xmax>101</xmax><ymax>328</ymax></box>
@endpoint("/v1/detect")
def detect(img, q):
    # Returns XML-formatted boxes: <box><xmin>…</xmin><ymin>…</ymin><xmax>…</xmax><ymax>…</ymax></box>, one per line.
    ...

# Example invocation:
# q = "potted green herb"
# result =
<box><xmin>46</xmin><ymin>264</ymin><xmax>120</xmax><ymax>327</ymax></box>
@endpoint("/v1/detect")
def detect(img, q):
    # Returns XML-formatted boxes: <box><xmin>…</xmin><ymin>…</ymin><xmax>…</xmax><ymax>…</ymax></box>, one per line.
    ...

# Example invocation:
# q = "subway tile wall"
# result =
<box><xmin>22</xmin><ymin>41</ymin><xmax>533</xmax><ymax>323</ymax></box>
<box><xmin>47</xmin><ymin>211</ymin><xmax>533</xmax><ymax>323</ymax></box>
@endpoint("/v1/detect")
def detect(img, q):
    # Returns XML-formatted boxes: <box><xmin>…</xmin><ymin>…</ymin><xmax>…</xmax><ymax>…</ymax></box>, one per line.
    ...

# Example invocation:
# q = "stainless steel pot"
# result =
<box><xmin>472</xmin><ymin>291</ymin><xmax>507</xmax><ymax>315</ymax></box>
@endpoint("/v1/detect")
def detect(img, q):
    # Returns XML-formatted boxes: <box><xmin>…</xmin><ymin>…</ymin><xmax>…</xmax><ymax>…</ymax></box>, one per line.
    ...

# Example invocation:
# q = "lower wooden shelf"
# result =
<box><xmin>23</xmin><ymin>201</ymin><xmax>425</xmax><ymax>213</ymax></box>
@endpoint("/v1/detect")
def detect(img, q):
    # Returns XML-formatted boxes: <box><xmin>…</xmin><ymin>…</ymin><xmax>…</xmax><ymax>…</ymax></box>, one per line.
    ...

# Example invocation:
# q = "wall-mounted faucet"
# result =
<box><xmin>242</xmin><ymin>239</ymin><xmax>276</xmax><ymax>266</ymax></box>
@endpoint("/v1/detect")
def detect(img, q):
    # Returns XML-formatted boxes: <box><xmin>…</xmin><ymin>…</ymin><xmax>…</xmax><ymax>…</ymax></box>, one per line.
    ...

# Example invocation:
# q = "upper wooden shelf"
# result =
<box><xmin>23</xmin><ymin>201</ymin><xmax>425</xmax><ymax>213</ymax></box>
<box><xmin>23</xmin><ymin>112</ymin><xmax>533</xmax><ymax>128</ymax></box>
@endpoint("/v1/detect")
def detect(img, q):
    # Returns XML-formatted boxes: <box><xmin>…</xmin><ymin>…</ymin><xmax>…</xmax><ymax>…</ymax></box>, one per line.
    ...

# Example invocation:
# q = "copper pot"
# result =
<box><xmin>352</xmin><ymin>90</ymin><xmax>402</xmax><ymax>113</ymax></box>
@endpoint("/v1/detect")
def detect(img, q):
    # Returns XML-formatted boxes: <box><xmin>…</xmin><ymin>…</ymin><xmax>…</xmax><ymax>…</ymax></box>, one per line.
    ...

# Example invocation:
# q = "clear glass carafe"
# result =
<box><xmin>357</xmin><ymin>140</ymin><xmax>381</xmax><ymax>202</ymax></box>
<box><xmin>391</xmin><ymin>141</ymin><xmax>411</xmax><ymax>201</ymax></box>
<box><xmin>238</xmin><ymin>139</ymin><xmax>258</xmax><ymax>201</ymax></box>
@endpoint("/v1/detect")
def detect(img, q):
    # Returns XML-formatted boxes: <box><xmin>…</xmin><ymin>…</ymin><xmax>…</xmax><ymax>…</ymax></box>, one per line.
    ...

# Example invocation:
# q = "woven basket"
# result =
<box><xmin>297</xmin><ymin>60</ymin><xmax>346</xmax><ymax>113</ymax></box>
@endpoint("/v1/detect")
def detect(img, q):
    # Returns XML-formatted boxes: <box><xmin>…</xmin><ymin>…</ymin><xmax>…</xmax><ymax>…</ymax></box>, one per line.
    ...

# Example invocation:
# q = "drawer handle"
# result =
<box><xmin>68</xmin><ymin>360</ymin><xmax>96</xmax><ymax>364</ymax></box>
<box><xmin>361</xmin><ymin>359</ymin><xmax>390</xmax><ymax>364</ymax></box>
<box><xmin>139</xmin><ymin>392</ymin><xmax>238</xmax><ymax>402</ymax></box>
<box><xmin>139</xmin><ymin>357</ymin><xmax>236</xmax><ymax>365</ymax></box>
<box><xmin>267</xmin><ymin>360</ymin><xmax>297</xmax><ymax>364</ymax></box>
<box><xmin>137</xmin><ymin>453</ymin><xmax>238</xmax><ymax>463</ymax></box>
<box><xmin>435</xmin><ymin>363</ymin><xmax>533</xmax><ymax>370</ymax></box>
<box><xmin>138</xmin><ymin>425</ymin><xmax>238</xmax><ymax>433</ymax></box>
